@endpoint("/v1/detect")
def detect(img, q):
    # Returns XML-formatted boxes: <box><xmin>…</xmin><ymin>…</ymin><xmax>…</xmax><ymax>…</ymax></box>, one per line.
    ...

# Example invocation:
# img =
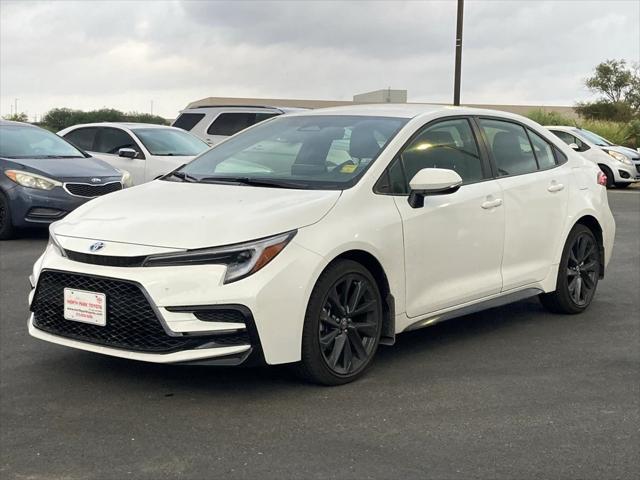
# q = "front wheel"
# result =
<box><xmin>297</xmin><ymin>260</ymin><xmax>383</xmax><ymax>385</ymax></box>
<box><xmin>539</xmin><ymin>224</ymin><xmax>600</xmax><ymax>314</ymax></box>
<box><xmin>0</xmin><ymin>192</ymin><xmax>15</xmax><ymax>240</ymax></box>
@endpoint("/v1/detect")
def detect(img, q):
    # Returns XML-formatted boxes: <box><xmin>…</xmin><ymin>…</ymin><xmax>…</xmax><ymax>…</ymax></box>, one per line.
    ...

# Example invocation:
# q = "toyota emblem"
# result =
<box><xmin>89</xmin><ymin>242</ymin><xmax>105</xmax><ymax>252</ymax></box>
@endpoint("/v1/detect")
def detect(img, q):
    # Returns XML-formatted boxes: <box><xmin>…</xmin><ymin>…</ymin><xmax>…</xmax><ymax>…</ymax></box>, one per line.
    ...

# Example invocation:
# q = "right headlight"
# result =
<box><xmin>604</xmin><ymin>149</ymin><xmax>632</xmax><ymax>165</ymax></box>
<box><xmin>5</xmin><ymin>170</ymin><xmax>62</xmax><ymax>190</ymax></box>
<box><xmin>142</xmin><ymin>231</ymin><xmax>297</xmax><ymax>284</ymax></box>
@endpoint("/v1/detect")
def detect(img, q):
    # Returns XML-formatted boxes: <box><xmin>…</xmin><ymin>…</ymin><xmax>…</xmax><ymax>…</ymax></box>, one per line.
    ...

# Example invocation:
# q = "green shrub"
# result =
<box><xmin>40</xmin><ymin>107</ymin><xmax>168</xmax><ymax>132</ymax></box>
<box><xmin>526</xmin><ymin>109</ymin><xmax>577</xmax><ymax>127</ymax></box>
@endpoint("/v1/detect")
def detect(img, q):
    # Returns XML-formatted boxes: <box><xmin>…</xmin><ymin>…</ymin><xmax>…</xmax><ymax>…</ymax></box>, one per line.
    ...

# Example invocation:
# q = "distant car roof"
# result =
<box><xmin>0</xmin><ymin>120</ymin><xmax>37</xmax><ymax>127</ymax></box>
<box><xmin>61</xmin><ymin>122</ymin><xmax>177</xmax><ymax>130</ymax></box>
<box><xmin>184</xmin><ymin>105</ymin><xmax>306</xmax><ymax>113</ymax></box>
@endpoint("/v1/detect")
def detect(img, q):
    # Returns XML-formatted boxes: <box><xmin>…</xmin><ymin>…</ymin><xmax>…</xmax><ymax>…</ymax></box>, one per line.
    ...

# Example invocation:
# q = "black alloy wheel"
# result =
<box><xmin>298</xmin><ymin>260</ymin><xmax>383</xmax><ymax>385</ymax></box>
<box><xmin>540</xmin><ymin>224</ymin><xmax>600</xmax><ymax>314</ymax></box>
<box><xmin>566</xmin><ymin>232</ymin><xmax>599</xmax><ymax>307</ymax></box>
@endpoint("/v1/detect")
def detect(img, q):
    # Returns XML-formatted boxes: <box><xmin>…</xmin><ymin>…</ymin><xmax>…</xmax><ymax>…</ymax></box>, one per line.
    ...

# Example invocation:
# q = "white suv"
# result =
<box><xmin>59</xmin><ymin>123</ymin><xmax>209</xmax><ymax>185</ymax></box>
<box><xmin>546</xmin><ymin>126</ymin><xmax>640</xmax><ymax>188</ymax></box>
<box><xmin>172</xmin><ymin>105</ymin><xmax>304</xmax><ymax>145</ymax></box>
<box><xmin>30</xmin><ymin>105</ymin><xmax>615</xmax><ymax>385</ymax></box>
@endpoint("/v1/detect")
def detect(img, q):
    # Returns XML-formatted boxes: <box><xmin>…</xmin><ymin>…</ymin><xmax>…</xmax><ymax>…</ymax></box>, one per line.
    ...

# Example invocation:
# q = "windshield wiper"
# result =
<box><xmin>163</xmin><ymin>170</ymin><xmax>198</xmax><ymax>183</ymax></box>
<box><xmin>198</xmin><ymin>176</ymin><xmax>307</xmax><ymax>189</ymax></box>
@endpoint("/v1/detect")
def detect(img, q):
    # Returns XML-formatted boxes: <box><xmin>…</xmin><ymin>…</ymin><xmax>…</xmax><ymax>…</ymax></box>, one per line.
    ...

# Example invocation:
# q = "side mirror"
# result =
<box><xmin>408</xmin><ymin>168</ymin><xmax>462</xmax><ymax>208</ymax></box>
<box><xmin>118</xmin><ymin>148</ymin><xmax>138</xmax><ymax>159</ymax></box>
<box><xmin>568</xmin><ymin>143</ymin><xmax>580</xmax><ymax>151</ymax></box>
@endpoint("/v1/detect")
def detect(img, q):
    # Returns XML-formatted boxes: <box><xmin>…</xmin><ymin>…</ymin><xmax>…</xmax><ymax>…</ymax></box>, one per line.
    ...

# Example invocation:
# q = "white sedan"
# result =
<box><xmin>546</xmin><ymin>126</ymin><xmax>639</xmax><ymax>188</ymax></box>
<box><xmin>31</xmin><ymin>105</ymin><xmax>615</xmax><ymax>385</ymax></box>
<box><xmin>58</xmin><ymin>123</ymin><xmax>209</xmax><ymax>185</ymax></box>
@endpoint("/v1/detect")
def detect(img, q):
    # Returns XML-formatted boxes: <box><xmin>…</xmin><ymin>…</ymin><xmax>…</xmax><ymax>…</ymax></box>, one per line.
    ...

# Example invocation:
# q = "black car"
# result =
<box><xmin>0</xmin><ymin>120</ymin><xmax>127</xmax><ymax>239</ymax></box>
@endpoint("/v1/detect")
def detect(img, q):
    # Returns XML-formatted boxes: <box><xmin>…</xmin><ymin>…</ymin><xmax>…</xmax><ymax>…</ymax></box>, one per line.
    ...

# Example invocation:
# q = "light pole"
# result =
<box><xmin>453</xmin><ymin>0</ymin><xmax>464</xmax><ymax>106</ymax></box>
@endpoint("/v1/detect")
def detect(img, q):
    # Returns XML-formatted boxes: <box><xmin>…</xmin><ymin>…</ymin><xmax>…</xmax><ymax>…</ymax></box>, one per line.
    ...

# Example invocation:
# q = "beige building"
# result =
<box><xmin>186</xmin><ymin>89</ymin><xmax>578</xmax><ymax>119</ymax></box>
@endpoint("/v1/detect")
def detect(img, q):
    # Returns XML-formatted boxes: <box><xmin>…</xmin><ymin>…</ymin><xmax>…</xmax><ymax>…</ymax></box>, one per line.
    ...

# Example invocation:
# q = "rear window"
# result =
<box><xmin>172</xmin><ymin>113</ymin><xmax>205</xmax><ymax>131</ymax></box>
<box><xmin>207</xmin><ymin>112</ymin><xmax>280</xmax><ymax>136</ymax></box>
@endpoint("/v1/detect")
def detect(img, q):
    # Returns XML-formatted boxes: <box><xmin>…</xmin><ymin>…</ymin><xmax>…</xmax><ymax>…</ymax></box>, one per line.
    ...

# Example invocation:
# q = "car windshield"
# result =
<box><xmin>0</xmin><ymin>124</ymin><xmax>85</xmax><ymax>159</ymax></box>
<box><xmin>175</xmin><ymin>115</ymin><xmax>408</xmax><ymax>189</ymax></box>
<box><xmin>576</xmin><ymin>128</ymin><xmax>613</xmax><ymax>147</ymax></box>
<box><xmin>133</xmin><ymin>128</ymin><xmax>209</xmax><ymax>156</ymax></box>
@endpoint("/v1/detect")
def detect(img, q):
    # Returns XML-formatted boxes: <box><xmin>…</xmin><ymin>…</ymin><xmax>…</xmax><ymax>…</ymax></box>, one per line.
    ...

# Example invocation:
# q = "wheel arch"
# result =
<box><xmin>326</xmin><ymin>249</ymin><xmax>396</xmax><ymax>346</ymax></box>
<box><xmin>573</xmin><ymin>215</ymin><xmax>605</xmax><ymax>279</ymax></box>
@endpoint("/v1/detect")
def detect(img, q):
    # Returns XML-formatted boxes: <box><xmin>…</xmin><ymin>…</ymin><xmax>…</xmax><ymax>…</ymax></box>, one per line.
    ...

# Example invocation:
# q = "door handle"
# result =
<box><xmin>481</xmin><ymin>198</ymin><xmax>503</xmax><ymax>209</ymax></box>
<box><xmin>547</xmin><ymin>183</ymin><xmax>565</xmax><ymax>192</ymax></box>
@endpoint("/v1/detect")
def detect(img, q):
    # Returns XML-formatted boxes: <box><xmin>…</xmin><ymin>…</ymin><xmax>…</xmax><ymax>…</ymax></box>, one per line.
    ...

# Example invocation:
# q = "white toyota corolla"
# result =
<box><xmin>28</xmin><ymin>105</ymin><xmax>615</xmax><ymax>385</ymax></box>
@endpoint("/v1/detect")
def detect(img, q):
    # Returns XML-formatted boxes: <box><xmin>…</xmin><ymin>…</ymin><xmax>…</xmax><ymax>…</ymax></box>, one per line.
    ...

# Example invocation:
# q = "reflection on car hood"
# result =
<box><xmin>0</xmin><ymin>156</ymin><xmax>121</xmax><ymax>179</ymax></box>
<box><xmin>53</xmin><ymin>180</ymin><xmax>342</xmax><ymax>249</ymax></box>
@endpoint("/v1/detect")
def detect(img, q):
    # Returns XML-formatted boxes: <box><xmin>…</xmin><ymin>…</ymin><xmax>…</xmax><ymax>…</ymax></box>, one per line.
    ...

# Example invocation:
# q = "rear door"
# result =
<box><xmin>477</xmin><ymin>118</ymin><xmax>570</xmax><ymax>290</ymax></box>
<box><xmin>382</xmin><ymin>117</ymin><xmax>505</xmax><ymax>316</ymax></box>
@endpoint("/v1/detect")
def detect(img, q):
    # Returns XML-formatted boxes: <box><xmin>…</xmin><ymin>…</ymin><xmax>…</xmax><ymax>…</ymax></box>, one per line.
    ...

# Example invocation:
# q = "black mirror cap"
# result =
<box><xmin>407</xmin><ymin>184</ymin><xmax>461</xmax><ymax>209</ymax></box>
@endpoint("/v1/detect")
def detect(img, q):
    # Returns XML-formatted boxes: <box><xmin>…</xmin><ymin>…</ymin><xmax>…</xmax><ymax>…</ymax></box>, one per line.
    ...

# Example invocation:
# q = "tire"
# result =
<box><xmin>615</xmin><ymin>182</ymin><xmax>630</xmax><ymax>189</ymax></box>
<box><xmin>539</xmin><ymin>224</ymin><xmax>600</xmax><ymax>314</ymax></box>
<box><xmin>598</xmin><ymin>165</ymin><xmax>614</xmax><ymax>188</ymax></box>
<box><xmin>297</xmin><ymin>260</ymin><xmax>383</xmax><ymax>385</ymax></box>
<box><xmin>0</xmin><ymin>191</ymin><xmax>15</xmax><ymax>240</ymax></box>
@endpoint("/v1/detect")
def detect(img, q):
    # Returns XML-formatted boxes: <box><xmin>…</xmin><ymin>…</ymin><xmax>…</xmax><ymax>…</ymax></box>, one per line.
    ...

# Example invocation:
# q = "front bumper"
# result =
<box><xmin>28</xmin><ymin>238</ymin><xmax>324</xmax><ymax>365</ymax></box>
<box><xmin>6</xmin><ymin>185</ymin><xmax>88</xmax><ymax>227</ymax></box>
<box><xmin>614</xmin><ymin>162</ymin><xmax>640</xmax><ymax>183</ymax></box>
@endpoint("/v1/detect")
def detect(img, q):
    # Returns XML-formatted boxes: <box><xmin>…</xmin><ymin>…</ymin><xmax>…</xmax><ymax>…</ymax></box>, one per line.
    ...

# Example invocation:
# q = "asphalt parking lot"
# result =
<box><xmin>0</xmin><ymin>190</ymin><xmax>638</xmax><ymax>480</ymax></box>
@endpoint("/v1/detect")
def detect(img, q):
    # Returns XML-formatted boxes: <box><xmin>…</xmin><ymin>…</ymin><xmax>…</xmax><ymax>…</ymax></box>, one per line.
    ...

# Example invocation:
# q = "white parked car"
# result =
<box><xmin>172</xmin><ymin>105</ymin><xmax>304</xmax><ymax>145</ymax></box>
<box><xmin>58</xmin><ymin>123</ymin><xmax>209</xmax><ymax>185</ymax></box>
<box><xmin>30</xmin><ymin>105</ymin><xmax>615</xmax><ymax>385</ymax></box>
<box><xmin>546</xmin><ymin>126</ymin><xmax>640</xmax><ymax>188</ymax></box>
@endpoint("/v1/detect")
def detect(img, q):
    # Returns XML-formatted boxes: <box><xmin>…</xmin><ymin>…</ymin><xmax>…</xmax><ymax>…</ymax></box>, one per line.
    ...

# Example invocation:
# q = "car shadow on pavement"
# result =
<box><xmin>43</xmin><ymin>297</ymin><xmax>556</xmax><ymax>395</ymax></box>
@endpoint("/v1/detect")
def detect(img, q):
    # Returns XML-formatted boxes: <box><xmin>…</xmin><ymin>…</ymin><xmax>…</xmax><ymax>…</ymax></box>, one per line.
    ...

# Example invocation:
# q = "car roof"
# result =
<box><xmin>283</xmin><ymin>103</ymin><xmax>534</xmax><ymax>122</ymax></box>
<box><xmin>185</xmin><ymin>105</ymin><xmax>291</xmax><ymax>113</ymax></box>
<box><xmin>545</xmin><ymin>125</ymin><xmax>578</xmax><ymax>131</ymax></box>
<box><xmin>63</xmin><ymin>122</ymin><xmax>175</xmax><ymax>130</ymax></box>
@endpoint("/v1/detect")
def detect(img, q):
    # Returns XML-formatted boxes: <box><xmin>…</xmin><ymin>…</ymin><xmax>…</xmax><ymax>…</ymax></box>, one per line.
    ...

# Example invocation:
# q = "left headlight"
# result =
<box><xmin>604</xmin><ymin>149</ymin><xmax>632</xmax><ymax>165</ymax></box>
<box><xmin>142</xmin><ymin>230</ymin><xmax>297</xmax><ymax>284</ymax></box>
<box><xmin>5</xmin><ymin>170</ymin><xmax>62</xmax><ymax>190</ymax></box>
<box><xmin>47</xmin><ymin>228</ymin><xmax>67</xmax><ymax>258</ymax></box>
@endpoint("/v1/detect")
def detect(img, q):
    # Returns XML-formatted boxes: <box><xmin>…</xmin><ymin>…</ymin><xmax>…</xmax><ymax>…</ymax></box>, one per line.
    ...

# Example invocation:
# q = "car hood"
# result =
<box><xmin>2</xmin><ymin>156</ymin><xmax>121</xmax><ymax>179</ymax></box>
<box><xmin>53</xmin><ymin>180</ymin><xmax>341</xmax><ymax>249</ymax></box>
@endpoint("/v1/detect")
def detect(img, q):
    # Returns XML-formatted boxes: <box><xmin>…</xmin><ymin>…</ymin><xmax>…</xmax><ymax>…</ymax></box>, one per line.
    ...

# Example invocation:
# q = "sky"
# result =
<box><xmin>1</xmin><ymin>0</ymin><xmax>638</xmax><ymax>119</ymax></box>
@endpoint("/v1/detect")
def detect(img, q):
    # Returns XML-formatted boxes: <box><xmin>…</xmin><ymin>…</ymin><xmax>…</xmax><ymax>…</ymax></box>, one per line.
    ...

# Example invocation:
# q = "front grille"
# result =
<box><xmin>65</xmin><ymin>182</ymin><xmax>122</xmax><ymax>198</ymax></box>
<box><xmin>65</xmin><ymin>250</ymin><xmax>147</xmax><ymax>267</ymax></box>
<box><xmin>31</xmin><ymin>271</ymin><xmax>249</xmax><ymax>353</ymax></box>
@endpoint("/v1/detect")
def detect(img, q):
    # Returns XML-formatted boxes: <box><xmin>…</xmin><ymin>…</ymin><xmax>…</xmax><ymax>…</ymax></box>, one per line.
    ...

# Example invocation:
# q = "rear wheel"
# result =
<box><xmin>539</xmin><ymin>224</ymin><xmax>600</xmax><ymax>314</ymax></box>
<box><xmin>297</xmin><ymin>260</ymin><xmax>383</xmax><ymax>385</ymax></box>
<box><xmin>598</xmin><ymin>165</ymin><xmax>614</xmax><ymax>188</ymax></box>
<box><xmin>0</xmin><ymin>192</ymin><xmax>15</xmax><ymax>240</ymax></box>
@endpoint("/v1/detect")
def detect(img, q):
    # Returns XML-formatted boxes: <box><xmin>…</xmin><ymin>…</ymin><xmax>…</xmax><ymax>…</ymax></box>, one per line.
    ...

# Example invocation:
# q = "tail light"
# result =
<box><xmin>597</xmin><ymin>171</ymin><xmax>607</xmax><ymax>186</ymax></box>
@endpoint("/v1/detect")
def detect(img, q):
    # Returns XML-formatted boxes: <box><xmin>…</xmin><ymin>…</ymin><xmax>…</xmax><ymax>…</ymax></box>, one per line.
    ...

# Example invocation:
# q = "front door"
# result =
<box><xmin>389</xmin><ymin>117</ymin><xmax>505</xmax><ymax>317</ymax></box>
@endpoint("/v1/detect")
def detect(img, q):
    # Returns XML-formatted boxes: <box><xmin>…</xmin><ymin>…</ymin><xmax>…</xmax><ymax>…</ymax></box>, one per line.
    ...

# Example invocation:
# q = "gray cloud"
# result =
<box><xmin>1</xmin><ymin>0</ymin><xmax>638</xmax><ymax>119</ymax></box>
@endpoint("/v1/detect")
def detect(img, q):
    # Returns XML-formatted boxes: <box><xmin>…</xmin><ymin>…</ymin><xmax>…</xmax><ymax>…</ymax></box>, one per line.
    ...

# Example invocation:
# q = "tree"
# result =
<box><xmin>3</xmin><ymin>112</ymin><xmax>28</xmax><ymax>122</ymax></box>
<box><xmin>577</xmin><ymin>60</ymin><xmax>640</xmax><ymax>121</ymax></box>
<box><xmin>40</xmin><ymin>107</ymin><xmax>168</xmax><ymax>131</ymax></box>
<box><xmin>585</xmin><ymin>59</ymin><xmax>634</xmax><ymax>103</ymax></box>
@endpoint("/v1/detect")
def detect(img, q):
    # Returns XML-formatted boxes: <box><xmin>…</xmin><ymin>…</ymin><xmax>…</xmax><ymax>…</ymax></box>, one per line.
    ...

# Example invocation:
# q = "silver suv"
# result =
<box><xmin>171</xmin><ymin>105</ymin><xmax>304</xmax><ymax>145</ymax></box>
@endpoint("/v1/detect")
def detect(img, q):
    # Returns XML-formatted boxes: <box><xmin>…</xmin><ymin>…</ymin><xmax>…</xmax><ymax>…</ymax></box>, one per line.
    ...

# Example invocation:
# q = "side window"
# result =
<box><xmin>95</xmin><ymin>128</ymin><xmax>139</xmax><ymax>155</ymax></box>
<box><xmin>527</xmin><ymin>129</ymin><xmax>556</xmax><ymax>169</ymax></box>
<box><xmin>479</xmin><ymin>119</ymin><xmax>538</xmax><ymax>176</ymax></box>
<box><xmin>398</xmin><ymin>118</ymin><xmax>483</xmax><ymax>188</ymax></box>
<box><xmin>63</xmin><ymin>128</ymin><xmax>97</xmax><ymax>151</ymax></box>
<box><xmin>551</xmin><ymin>130</ymin><xmax>589</xmax><ymax>152</ymax></box>
<box><xmin>207</xmin><ymin>112</ymin><xmax>279</xmax><ymax>136</ymax></box>
<box><xmin>554</xmin><ymin>147</ymin><xmax>568</xmax><ymax>165</ymax></box>
<box><xmin>172</xmin><ymin>113</ymin><xmax>205</xmax><ymax>131</ymax></box>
